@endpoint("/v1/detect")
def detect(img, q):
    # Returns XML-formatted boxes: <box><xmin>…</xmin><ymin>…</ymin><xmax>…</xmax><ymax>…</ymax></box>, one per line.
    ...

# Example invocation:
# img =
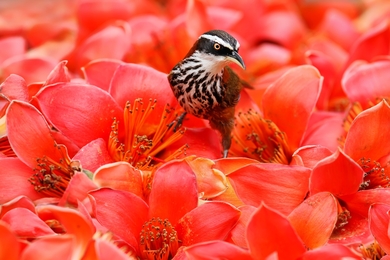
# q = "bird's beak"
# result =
<box><xmin>227</xmin><ymin>51</ymin><xmax>246</xmax><ymax>70</ymax></box>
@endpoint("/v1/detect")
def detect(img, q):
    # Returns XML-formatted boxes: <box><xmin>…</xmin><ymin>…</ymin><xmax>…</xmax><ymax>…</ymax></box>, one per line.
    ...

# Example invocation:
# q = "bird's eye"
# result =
<box><xmin>214</xmin><ymin>43</ymin><xmax>221</xmax><ymax>50</ymax></box>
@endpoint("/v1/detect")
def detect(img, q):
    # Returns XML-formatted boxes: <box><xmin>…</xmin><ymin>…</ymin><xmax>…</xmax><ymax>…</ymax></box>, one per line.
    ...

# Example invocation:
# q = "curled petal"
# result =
<box><xmin>0</xmin><ymin>196</ymin><xmax>35</xmax><ymax>219</ymax></box>
<box><xmin>43</xmin><ymin>60</ymin><xmax>71</xmax><ymax>86</ymax></box>
<box><xmin>185</xmin><ymin>156</ymin><xmax>228</xmax><ymax>199</ymax></box>
<box><xmin>0</xmin><ymin>74</ymin><xmax>28</xmax><ymax>102</ymax></box>
<box><xmin>291</xmin><ymin>145</ymin><xmax>332</xmax><ymax>168</ymax></box>
<box><xmin>58</xmin><ymin>172</ymin><xmax>98</xmax><ymax>207</ymax></box>
<box><xmin>93</xmin><ymin>162</ymin><xmax>143</xmax><ymax>197</ymax></box>
<box><xmin>230</xmin><ymin>205</ymin><xmax>257</xmax><ymax>248</ymax></box>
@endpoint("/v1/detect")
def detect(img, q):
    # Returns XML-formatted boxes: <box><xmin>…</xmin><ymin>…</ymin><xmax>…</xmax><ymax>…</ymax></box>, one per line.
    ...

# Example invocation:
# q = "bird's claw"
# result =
<box><xmin>168</xmin><ymin>112</ymin><xmax>187</xmax><ymax>132</ymax></box>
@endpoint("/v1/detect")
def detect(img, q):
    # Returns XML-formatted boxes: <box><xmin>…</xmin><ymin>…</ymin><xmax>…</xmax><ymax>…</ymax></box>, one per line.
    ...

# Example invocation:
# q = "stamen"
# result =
<box><xmin>29</xmin><ymin>143</ymin><xmax>81</xmax><ymax>197</ymax></box>
<box><xmin>108</xmin><ymin>99</ymin><xmax>187</xmax><ymax>170</ymax></box>
<box><xmin>358</xmin><ymin>157</ymin><xmax>390</xmax><ymax>189</ymax></box>
<box><xmin>231</xmin><ymin>109</ymin><xmax>292</xmax><ymax>164</ymax></box>
<box><xmin>358</xmin><ymin>241</ymin><xmax>387</xmax><ymax>260</ymax></box>
<box><xmin>0</xmin><ymin>136</ymin><xmax>15</xmax><ymax>157</ymax></box>
<box><xmin>338</xmin><ymin>102</ymin><xmax>363</xmax><ymax>148</ymax></box>
<box><xmin>140</xmin><ymin>218</ymin><xmax>180</xmax><ymax>260</ymax></box>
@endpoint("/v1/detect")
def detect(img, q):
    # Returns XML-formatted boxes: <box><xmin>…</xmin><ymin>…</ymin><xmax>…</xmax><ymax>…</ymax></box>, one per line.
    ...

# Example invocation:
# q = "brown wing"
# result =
<box><xmin>221</xmin><ymin>66</ymin><xmax>248</xmax><ymax>108</ymax></box>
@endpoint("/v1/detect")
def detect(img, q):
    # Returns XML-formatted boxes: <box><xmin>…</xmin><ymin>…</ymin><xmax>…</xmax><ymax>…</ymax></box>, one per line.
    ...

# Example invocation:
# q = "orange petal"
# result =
<box><xmin>247</xmin><ymin>203</ymin><xmax>305</xmax><ymax>260</ymax></box>
<box><xmin>301</xmin><ymin>244</ymin><xmax>361</xmax><ymax>260</ymax></box>
<box><xmin>21</xmin><ymin>234</ymin><xmax>75</xmax><ymax>260</ymax></box>
<box><xmin>185</xmin><ymin>157</ymin><xmax>228</xmax><ymax>199</ymax></box>
<box><xmin>262</xmin><ymin>65</ymin><xmax>322</xmax><ymax>151</ymax></box>
<box><xmin>93</xmin><ymin>162</ymin><xmax>143</xmax><ymax>198</ymax></box>
<box><xmin>229</xmin><ymin>205</ymin><xmax>256</xmax><ymax>248</ymax></box>
<box><xmin>214</xmin><ymin>157</ymin><xmax>259</xmax><ymax>175</ymax></box>
<box><xmin>288</xmin><ymin>192</ymin><xmax>338</xmax><ymax>249</ymax></box>
<box><xmin>0</xmin><ymin>221</ymin><xmax>20</xmax><ymax>260</ymax></box>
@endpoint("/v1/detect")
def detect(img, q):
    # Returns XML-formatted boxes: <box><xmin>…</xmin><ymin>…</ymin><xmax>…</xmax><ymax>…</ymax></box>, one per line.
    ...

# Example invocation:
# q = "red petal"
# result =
<box><xmin>35</xmin><ymin>83</ymin><xmax>122</xmax><ymax>148</ymax></box>
<box><xmin>148</xmin><ymin>160</ymin><xmax>198</xmax><ymax>226</ymax></box>
<box><xmin>347</xmin><ymin>22</ymin><xmax>390</xmax><ymax>66</ymax></box>
<box><xmin>262</xmin><ymin>65</ymin><xmax>322</xmax><ymax>151</ymax></box>
<box><xmin>93</xmin><ymin>162</ymin><xmax>143</xmax><ymax>198</ymax></box>
<box><xmin>176</xmin><ymin>201</ymin><xmax>240</xmax><ymax>246</ymax></box>
<box><xmin>330</xmin><ymin>211</ymin><xmax>372</xmax><ymax>244</ymax></box>
<box><xmin>0</xmin><ymin>36</ymin><xmax>25</xmax><ymax>65</ymax></box>
<box><xmin>184</xmin><ymin>241</ymin><xmax>251</xmax><ymax>260</ymax></box>
<box><xmin>288</xmin><ymin>192</ymin><xmax>338</xmax><ymax>249</ymax></box>
<box><xmin>0</xmin><ymin>158</ymin><xmax>45</xmax><ymax>204</ymax></box>
<box><xmin>230</xmin><ymin>205</ymin><xmax>256</xmax><ymax>248</ymax></box>
<box><xmin>20</xmin><ymin>235</ymin><xmax>75</xmax><ymax>260</ymax></box>
<box><xmin>228</xmin><ymin>163</ymin><xmax>310</xmax><ymax>215</ymax></box>
<box><xmin>58</xmin><ymin>172</ymin><xmax>98</xmax><ymax>207</ymax></box>
<box><xmin>369</xmin><ymin>203</ymin><xmax>390</xmax><ymax>254</ymax></box>
<box><xmin>301</xmin><ymin>244</ymin><xmax>361</xmax><ymax>260</ymax></box>
<box><xmin>44</xmin><ymin>60</ymin><xmax>71</xmax><ymax>86</ymax></box>
<box><xmin>93</xmin><ymin>239</ymin><xmax>136</xmax><ymax>260</ymax></box>
<box><xmin>0</xmin><ymin>221</ymin><xmax>20</xmax><ymax>260</ymax></box>
<box><xmin>82</xmin><ymin>59</ymin><xmax>124</xmax><ymax>92</ymax></box>
<box><xmin>342</xmin><ymin>59</ymin><xmax>390</xmax><ymax>109</ymax></box>
<box><xmin>69</xmin><ymin>22</ymin><xmax>131</xmax><ymax>70</ymax></box>
<box><xmin>0</xmin><ymin>196</ymin><xmax>35</xmax><ymax>219</ymax></box>
<box><xmin>340</xmin><ymin>188</ymin><xmax>390</xmax><ymax>217</ymax></box>
<box><xmin>89</xmin><ymin>188</ymin><xmax>149</xmax><ymax>252</ymax></box>
<box><xmin>310</xmin><ymin>148</ymin><xmax>363</xmax><ymax>196</ymax></box>
<box><xmin>2</xmin><ymin>208</ymin><xmax>55</xmax><ymax>238</ymax></box>
<box><xmin>247</xmin><ymin>204</ymin><xmax>305</xmax><ymax>260</ymax></box>
<box><xmin>0</xmin><ymin>74</ymin><xmax>28</xmax><ymax>102</ymax></box>
<box><xmin>301</xmin><ymin>111</ymin><xmax>345</xmax><ymax>152</ymax></box>
<box><xmin>185</xmin><ymin>0</ymin><xmax>212</xmax><ymax>39</ymax></box>
<box><xmin>73</xmin><ymin>138</ymin><xmax>114</xmax><ymax>173</ymax></box>
<box><xmin>291</xmin><ymin>145</ymin><xmax>332</xmax><ymax>168</ymax></box>
<box><xmin>2</xmin><ymin>57</ymin><xmax>56</xmax><ymax>84</ymax></box>
<box><xmin>344</xmin><ymin>100</ymin><xmax>390</xmax><ymax>162</ymax></box>
<box><xmin>109</xmin><ymin>63</ymin><xmax>177</xmax><ymax>123</ymax></box>
<box><xmin>6</xmin><ymin>101</ymin><xmax>64</xmax><ymax>168</ymax></box>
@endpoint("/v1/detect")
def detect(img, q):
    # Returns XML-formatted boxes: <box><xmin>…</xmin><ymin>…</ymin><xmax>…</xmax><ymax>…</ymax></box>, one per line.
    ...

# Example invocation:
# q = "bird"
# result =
<box><xmin>167</xmin><ymin>29</ymin><xmax>249</xmax><ymax>158</ymax></box>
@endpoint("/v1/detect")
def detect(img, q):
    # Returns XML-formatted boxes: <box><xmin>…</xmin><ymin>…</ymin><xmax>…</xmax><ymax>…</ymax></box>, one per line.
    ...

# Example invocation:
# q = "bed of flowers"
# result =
<box><xmin>1</xmin><ymin>0</ymin><xmax>390</xmax><ymax>259</ymax></box>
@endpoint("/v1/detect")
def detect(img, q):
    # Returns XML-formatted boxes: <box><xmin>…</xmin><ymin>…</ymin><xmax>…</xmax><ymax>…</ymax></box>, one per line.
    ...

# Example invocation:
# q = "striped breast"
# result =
<box><xmin>168</xmin><ymin>53</ymin><xmax>226</xmax><ymax>119</ymax></box>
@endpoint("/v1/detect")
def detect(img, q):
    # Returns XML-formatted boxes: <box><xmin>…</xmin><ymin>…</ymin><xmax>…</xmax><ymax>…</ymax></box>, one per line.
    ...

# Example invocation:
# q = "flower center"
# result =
<box><xmin>140</xmin><ymin>217</ymin><xmax>180</xmax><ymax>260</ymax></box>
<box><xmin>0</xmin><ymin>136</ymin><xmax>15</xmax><ymax>157</ymax></box>
<box><xmin>29</xmin><ymin>143</ymin><xmax>81</xmax><ymax>197</ymax></box>
<box><xmin>231</xmin><ymin>109</ymin><xmax>292</xmax><ymax>164</ymax></box>
<box><xmin>108</xmin><ymin>98</ymin><xmax>187</xmax><ymax>171</ymax></box>
<box><xmin>358</xmin><ymin>157</ymin><xmax>390</xmax><ymax>189</ymax></box>
<box><xmin>359</xmin><ymin>240</ymin><xmax>387</xmax><ymax>259</ymax></box>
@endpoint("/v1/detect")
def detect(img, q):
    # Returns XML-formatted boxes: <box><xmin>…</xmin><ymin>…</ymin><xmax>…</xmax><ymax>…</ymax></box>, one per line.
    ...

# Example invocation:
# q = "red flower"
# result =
<box><xmin>89</xmin><ymin>159</ymin><xmax>241</xmax><ymax>259</ymax></box>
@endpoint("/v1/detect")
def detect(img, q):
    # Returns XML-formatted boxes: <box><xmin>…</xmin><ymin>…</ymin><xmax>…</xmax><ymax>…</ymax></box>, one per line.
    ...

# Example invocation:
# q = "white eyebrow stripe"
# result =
<box><xmin>199</xmin><ymin>34</ymin><xmax>234</xmax><ymax>50</ymax></box>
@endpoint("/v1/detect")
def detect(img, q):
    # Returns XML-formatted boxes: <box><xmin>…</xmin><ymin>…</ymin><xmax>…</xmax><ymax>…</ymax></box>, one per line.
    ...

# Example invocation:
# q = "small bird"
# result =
<box><xmin>168</xmin><ymin>29</ymin><xmax>248</xmax><ymax>158</ymax></box>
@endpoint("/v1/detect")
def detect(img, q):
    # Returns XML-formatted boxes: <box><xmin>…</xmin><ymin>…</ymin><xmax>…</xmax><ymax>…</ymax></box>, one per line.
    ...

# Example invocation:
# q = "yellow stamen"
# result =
<box><xmin>358</xmin><ymin>240</ymin><xmax>387</xmax><ymax>260</ymax></box>
<box><xmin>140</xmin><ymin>218</ymin><xmax>180</xmax><ymax>260</ymax></box>
<box><xmin>338</xmin><ymin>102</ymin><xmax>363</xmax><ymax>148</ymax></box>
<box><xmin>231</xmin><ymin>109</ymin><xmax>292</xmax><ymax>164</ymax></box>
<box><xmin>108</xmin><ymin>98</ymin><xmax>187</xmax><ymax>170</ymax></box>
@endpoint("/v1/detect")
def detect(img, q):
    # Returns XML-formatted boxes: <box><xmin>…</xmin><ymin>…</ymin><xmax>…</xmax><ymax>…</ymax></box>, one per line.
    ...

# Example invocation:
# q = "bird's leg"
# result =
<box><xmin>168</xmin><ymin>112</ymin><xmax>187</xmax><ymax>132</ymax></box>
<box><xmin>209</xmin><ymin>117</ymin><xmax>234</xmax><ymax>158</ymax></box>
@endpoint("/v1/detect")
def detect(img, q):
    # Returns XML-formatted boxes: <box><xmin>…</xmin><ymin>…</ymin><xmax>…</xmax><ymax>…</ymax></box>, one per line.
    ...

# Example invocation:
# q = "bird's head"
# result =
<box><xmin>185</xmin><ymin>30</ymin><xmax>245</xmax><ymax>74</ymax></box>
